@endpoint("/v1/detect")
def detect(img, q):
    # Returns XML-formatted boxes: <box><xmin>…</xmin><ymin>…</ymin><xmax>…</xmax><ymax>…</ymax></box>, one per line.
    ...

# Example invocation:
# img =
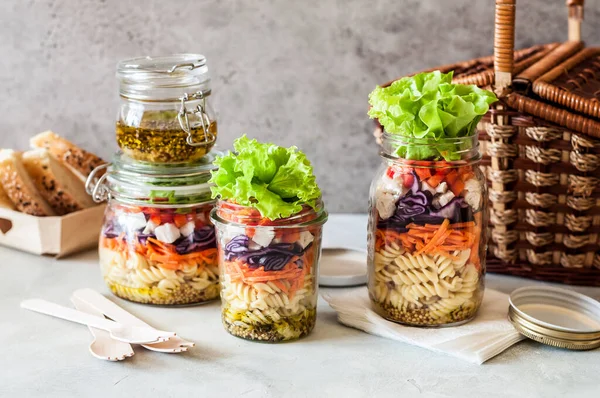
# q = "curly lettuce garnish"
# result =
<box><xmin>210</xmin><ymin>135</ymin><xmax>321</xmax><ymax>220</ymax></box>
<box><xmin>368</xmin><ymin>71</ymin><xmax>498</xmax><ymax>161</ymax></box>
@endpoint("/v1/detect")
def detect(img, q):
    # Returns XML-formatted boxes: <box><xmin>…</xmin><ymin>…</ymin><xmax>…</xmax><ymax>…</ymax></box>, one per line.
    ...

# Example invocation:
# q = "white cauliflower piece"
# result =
<box><xmin>143</xmin><ymin>219</ymin><xmax>159</xmax><ymax>234</ymax></box>
<box><xmin>376</xmin><ymin>192</ymin><xmax>398</xmax><ymax>220</ymax></box>
<box><xmin>374</xmin><ymin>174</ymin><xmax>406</xmax><ymax>220</ymax></box>
<box><xmin>435</xmin><ymin>182</ymin><xmax>448</xmax><ymax>194</ymax></box>
<box><xmin>248</xmin><ymin>240</ymin><xmax>262</xmax><ymax>251</ymax></box>
<box><xmin>433</xmin><ymin>191</ymin><xmax>455</xmax><ymax>209</ymax></box>
<box><xmin>121</xmin><ymin>212</ymin><xmax>147</xmax><ymax>231</ymax></box>
<box><xmin>179</xmin><ymin>221</ymin><xmax>195</xmax><ymax>237</ymax></box>
<box><xmin>378</xmin><ymin>174</ymin><xmax>405</xmax><ymax>196</ymax></box>
<box><xmin>298</xmin><ymin>231</ymin><xmax>314</xmax><ymax>249</ymax></box>
<box><xmin>223</xmin><ymin>226</ymin><xmax>246</xmax><ymax>243</ymax></box>
<box><xmin>464</xmin><ymin>178</ymin><xmax>482</xmax><ymax>210</ymax></box>
<box><xmin>252</xmin><ymin>228</ymin><xmax>275</xmax><ymax>247</ymax></box>
<box><xmin>421</xmin><ymin>181</ymin><xmax>436</xmax><ymax>195</ymax></box>
<box><xmin>154</xmin><ymin>223</ymin><xmax>181</xmax><ymax>243</ymax></box>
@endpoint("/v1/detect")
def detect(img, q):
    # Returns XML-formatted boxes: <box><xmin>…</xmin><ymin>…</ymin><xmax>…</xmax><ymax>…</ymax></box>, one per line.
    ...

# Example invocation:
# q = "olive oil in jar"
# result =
<box><xmin>116</xmin><ymin>111</ymin><xmax>218</xmax><ymax>164</ymax></box>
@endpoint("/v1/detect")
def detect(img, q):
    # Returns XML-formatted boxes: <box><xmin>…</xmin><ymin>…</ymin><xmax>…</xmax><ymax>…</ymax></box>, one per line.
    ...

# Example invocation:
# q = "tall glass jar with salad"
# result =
<box><xmin>209</xmin><ymin>136</ymin><xmax>327</xmax><ymax>342</ymax></box>
<box><xmin>116</xmin><ymin>54</ymin><xmax>217</xmax><ymax>164</ymax></box>
<box><xmin>367</xmin><ymin>71</ymin><xmax>497</xmax><ymax>327</ymax></box>
<box><xmin>88</xmin><ymin>152</ymin><xmax>221</xmax><ymax>306</ymax></box>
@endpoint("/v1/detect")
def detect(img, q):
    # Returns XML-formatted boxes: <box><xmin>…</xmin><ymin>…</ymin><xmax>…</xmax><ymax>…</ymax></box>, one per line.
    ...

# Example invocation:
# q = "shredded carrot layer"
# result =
<box><xmin>224</xmin><ymin>241</ymin><xmax>315</xmax><ymax>300</ymax></box>
<box><xmin>102</xmin><ymin>231</ymin><xmax>315</xmax><ymax>298</ymax></box>
<box><xmin>101</xmin><ymin>235</ymin><xmax>218</xmax><ymax>271</ymax></box>
<box><xmin>377</xmin><ymin>217</ymin><xmax>482</xmax><ymax>261</ymax></box>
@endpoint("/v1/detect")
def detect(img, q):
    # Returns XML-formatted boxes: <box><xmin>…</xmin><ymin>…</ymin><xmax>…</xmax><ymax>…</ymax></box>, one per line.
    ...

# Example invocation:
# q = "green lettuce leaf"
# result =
<box><xmin>210</xmin><ymin>135</ymin><xmax>322</xmax><ymax>220</ymax></box>
<box><xmin>368</xmin><ymin>71</ymin><xmax>498</xmax><ymax>161</ymax></box>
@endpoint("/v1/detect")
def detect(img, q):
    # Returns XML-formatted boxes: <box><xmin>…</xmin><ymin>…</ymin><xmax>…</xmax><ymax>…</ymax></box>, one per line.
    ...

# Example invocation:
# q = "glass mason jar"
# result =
<box><xmin>368</xmin><ymin>134</ymin><xmax>487</xmax><ymax>327</ymax></box>
<box><xmin>211</xmin><ymin>200</ymin><xmax>328</xmax><ymax>342</ymax></box>
<box><xmin>116</xmin><ymin>54</ymin><xmax>217</xmax><ymax>164</ymax></box>
<box><xmin>87</xmin><ymin>152</ymin><xmax>221</xmax><ymax>306</ymax></box>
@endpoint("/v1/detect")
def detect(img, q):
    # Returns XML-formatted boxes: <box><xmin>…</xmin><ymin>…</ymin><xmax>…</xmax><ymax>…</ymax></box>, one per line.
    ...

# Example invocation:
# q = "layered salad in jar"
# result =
<box><xmin>367</xmin><ymin>71</ymin><xmax>497</xmax><ymax>326</ymax></box>
<box><xmin>210</xmin><ymin>136</ymin><xmax>327</xmax><ymax>342</ymax></box>
<box><xmin>98</xmin><ymin>160</ymin><xmax>220</xmax><ymax>306</ymax></box>
<box><xmin>100</xmin><ymin>203</ymin><xmax>219</xmax><ymax>305</ymax></box>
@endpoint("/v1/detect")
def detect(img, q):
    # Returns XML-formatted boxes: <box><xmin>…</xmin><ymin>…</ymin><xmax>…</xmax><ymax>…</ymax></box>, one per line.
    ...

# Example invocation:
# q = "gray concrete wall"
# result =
<box><xmin>1</xmin><ymin>0</ymin><xmax>598</xmax><ymax>212</ymax></box>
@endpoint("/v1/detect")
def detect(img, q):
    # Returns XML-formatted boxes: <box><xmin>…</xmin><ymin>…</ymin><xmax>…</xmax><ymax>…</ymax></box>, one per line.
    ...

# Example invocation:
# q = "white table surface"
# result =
<box><xmin>2</xmin><ymin>214</ymin><xmax>599</xmax><ymax>398</ymax></box>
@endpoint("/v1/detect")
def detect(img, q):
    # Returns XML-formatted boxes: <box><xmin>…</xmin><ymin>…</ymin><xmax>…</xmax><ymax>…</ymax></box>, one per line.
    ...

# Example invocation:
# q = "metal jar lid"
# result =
<box><xmin>508</xmin><ymin>286</ymin><xmax>600</xmax><ymax>350</ymax></box>
<box><xmin>85</xmin><ymin>150</ymin><xmax>221</xmax><ymax>206</ymax></box>
<box><xmin>319</xmin><ymin>248</ymin><xmax>367</xmax><ymax>287</ymax></box>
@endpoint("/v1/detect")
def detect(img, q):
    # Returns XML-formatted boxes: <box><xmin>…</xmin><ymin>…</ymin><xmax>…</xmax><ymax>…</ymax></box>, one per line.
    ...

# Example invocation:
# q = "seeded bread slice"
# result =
<box><xmin>30</xmin><ymin>131</ymin><xmax>105</xmax><ymax>181</ymax></box>
<box><xmin>22</xmin><ymin>149</ymin><xmax>96</xmax><ymax>215</ymax></box>
<box><xmin>0</xmin><ymin>182</ymin><xmax>16</xmax><ymax>210</ymax></box>
<box><xmin>0</xmin><ymin>150</ymin><xmax>56</xmax><ymax>216</ymax></box>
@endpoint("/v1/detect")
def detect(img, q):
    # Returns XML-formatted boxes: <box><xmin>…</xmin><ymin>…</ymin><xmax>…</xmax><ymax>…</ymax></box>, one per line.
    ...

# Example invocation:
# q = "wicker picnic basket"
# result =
<box><xmin>375</xmin><ymin>0</ymin><xmax>600</xmax><ymax>286</ymax></box>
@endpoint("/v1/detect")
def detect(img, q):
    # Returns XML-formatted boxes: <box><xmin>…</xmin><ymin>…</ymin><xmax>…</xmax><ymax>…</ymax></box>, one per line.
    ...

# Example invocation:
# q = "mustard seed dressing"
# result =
<box><xmin>116</xmin><ymin>115</ymin><xmax>217</xmax><ymax>163</ymax></box>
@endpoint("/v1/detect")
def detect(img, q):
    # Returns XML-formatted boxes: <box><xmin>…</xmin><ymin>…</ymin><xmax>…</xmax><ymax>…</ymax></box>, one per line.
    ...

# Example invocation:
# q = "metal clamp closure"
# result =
<box><xmin>167</xmin><ymin>61</ymin><xmax>204</xmax><ymax>73</ymax></box>
<box><xmin>177</xmin><ymin>90</ymin><xmax>216</xmax><ymax>147</ymax></box>
<box><xmin>85</xmin><ymin>163</ymin><xmax>111</xmax><ymax>203</ymax></box>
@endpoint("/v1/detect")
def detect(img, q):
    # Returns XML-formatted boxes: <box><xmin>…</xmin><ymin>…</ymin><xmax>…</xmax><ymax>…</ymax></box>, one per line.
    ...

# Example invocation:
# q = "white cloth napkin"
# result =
<box><xmin>323</xmin><ymin>288</ymin><xmax>524</xmax><ymax>364</ymax></box>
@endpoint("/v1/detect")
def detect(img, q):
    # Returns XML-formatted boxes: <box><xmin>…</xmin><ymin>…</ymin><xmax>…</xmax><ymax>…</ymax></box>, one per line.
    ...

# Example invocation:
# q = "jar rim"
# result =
<box><xmin>117</xmin><ymin>54</ymin><xmax>210</xmax><ymax>101</ymax></box>
<box><xmin>380</xmin><ymin>132</ymin><xmax>481</xmax><ymax>165</ymax></box>
<box><xmin>110</xmin><ymin>150</ymin><xmax>220</xmax><ymax>177</ymax></box>
<box><xmin>96</xmin><ymin>150</ymin><xmax>220</xmax><ymax>206</ymax></box>
<box><xmin>117</xmin><ymin>54</ymin><xmax>207</xmax><ymax>75</ymax></box>
<box><xmin>210</xmin><ymin>200</ymin><xmax>328</xmax><ymax>229</ymax></box>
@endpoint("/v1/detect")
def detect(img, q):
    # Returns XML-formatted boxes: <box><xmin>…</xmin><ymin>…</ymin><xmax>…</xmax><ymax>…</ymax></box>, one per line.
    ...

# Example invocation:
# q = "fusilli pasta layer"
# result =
<box><xmin>370</xmin><ymin>243</ymin><xmax>483</xmax><ymax>325</ymax></box>
<box><xmin>100</xmin><ymin>246</ymin><xmax>219</xmax><ymax>305</ymax></box>
<box><xmin>221</xmin><ymin>274</ymin><xmax>316</xmax><ymax>319</ymax></box>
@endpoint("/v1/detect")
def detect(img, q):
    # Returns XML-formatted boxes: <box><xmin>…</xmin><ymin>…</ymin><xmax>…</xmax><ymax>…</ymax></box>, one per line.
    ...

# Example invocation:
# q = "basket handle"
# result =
<box><xmin>494</xmin><ymin>0</ymin><xmax>585</xmax><ymax>90</ymax></box>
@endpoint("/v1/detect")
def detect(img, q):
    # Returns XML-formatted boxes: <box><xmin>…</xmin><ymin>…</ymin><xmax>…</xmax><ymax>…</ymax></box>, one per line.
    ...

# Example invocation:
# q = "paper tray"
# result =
<box><xmin>0</xmin><ymin>205</ymin><xmax>105</xmax><ymax>258</ymax></box>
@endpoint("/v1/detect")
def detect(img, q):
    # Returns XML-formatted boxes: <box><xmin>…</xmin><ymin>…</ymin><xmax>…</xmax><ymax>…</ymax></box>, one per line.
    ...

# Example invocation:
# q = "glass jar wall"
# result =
<box><xmin>116</xmin><ymin>54</ymin><xmax>217</xmax><ymax>164</ymax></box>
<box><xmin>367</xmin><ymin>134</ymin><xmax>487</xmax><ymax>326</ymax></box>
<box><xmin>99</xmin><ymin>202</ymin><xmax>218</xmax><ymax>305</ymax></box>
<box><xmin>211</xmin><ymin>201</ymin><xmax>328</xmax><ymax>342</ymax></box>
<box><xmin>89</xmin><ymin>152</ymin><xmax>221</xmax><ymax>306</ymax></box>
